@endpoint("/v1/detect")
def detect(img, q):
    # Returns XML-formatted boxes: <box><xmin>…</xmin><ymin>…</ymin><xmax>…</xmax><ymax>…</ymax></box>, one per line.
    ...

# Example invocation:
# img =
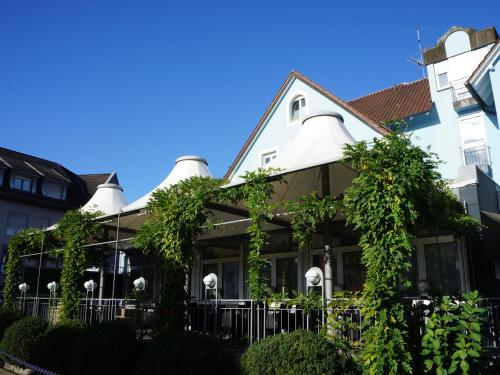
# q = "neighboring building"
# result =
<box><xmin>0</xmin><ymin>146</ymin><xmax>115</xmax><ymax>289</ymax></box>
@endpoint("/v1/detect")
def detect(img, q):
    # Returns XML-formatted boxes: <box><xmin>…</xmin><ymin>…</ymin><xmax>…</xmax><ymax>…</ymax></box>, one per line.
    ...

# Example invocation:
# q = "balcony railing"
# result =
<box><xmin>464</xmin><ymin>144</ymin><xmax>490</xmax><ymax>166</ymax></box>
<box><xmin>451</xmin><ymin>78</ymin><xmax>473</xmax><ymax>102</ymax></box>
<box><xmin>17</xmin><ymin>297</ymin><xmax>500</xmax><ymax>350</ymax></box>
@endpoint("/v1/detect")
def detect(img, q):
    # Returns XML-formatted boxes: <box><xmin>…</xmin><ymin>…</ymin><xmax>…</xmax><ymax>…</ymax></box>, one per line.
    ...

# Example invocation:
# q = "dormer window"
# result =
<box><xmin>290</xmin><ymin>95</ymin><xmax>307</xmax><ymax>123</ymax></box>
<box><xmin>42</xmin><ymin>180</ymin><xmax>66</xmax><ymax>200</ymax></box>
<box><xmin>10</xmin><ymin>174</ymin><xmax>35</xmax><ymax>193</ymax></box>
<box><xmin>0</xmin><ymin>168</ymin><xmax>4</xmax><ymax>186</ymax></box>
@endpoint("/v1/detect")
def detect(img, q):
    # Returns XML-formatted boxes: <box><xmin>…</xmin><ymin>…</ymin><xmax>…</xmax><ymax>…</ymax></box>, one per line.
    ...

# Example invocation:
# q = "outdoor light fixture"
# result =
<box><xmin>84</xmin><ymin>279</ymin><xmax>97</xmax><ymax>292</ymax></box>
<box><xmin>203</xmin><ymin>273</ymin><xmax>217</xmax><ymax>289</ymax></box>
<box><xmin>47</xmin><ymin>281</ymin><xmax>59</xmax><ymax>292</ymax></box>
<box><xmin>133</xmin><ymin>277</ymin><xmax>147</xmax><ymax>291</ymax></box>
<box><xmin>18</xmin><ymin>283</ymin><xmax>30</xmax><ymax>293</ymax></box>
<box><xmin>305</xmin><ymin>267</ymin><xmax>323</xmax><ymax>287</ymax></box>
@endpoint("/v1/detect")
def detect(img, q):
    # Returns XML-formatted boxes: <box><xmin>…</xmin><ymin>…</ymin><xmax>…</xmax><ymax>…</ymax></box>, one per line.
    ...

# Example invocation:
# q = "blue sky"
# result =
<box><xmin>1</xmin><ymin>0</ymin><xmax>499</xmax><ymax>202</ymax></box>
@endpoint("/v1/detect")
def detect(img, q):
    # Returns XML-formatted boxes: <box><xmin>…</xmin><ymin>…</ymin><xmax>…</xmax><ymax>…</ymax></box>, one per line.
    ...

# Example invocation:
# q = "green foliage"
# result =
<box><xmin>285</xmin><ymin>191</ymin><xmax>341</xmax><ymax>250</ymax></box>
<box><xmin>56</xmin><ymin>209</ymin><xmax>102</xmax><ymax>321</ymax></box>
<box><xmin>241</xmin><ymin>329</ymin><xmax>359</xmax><ymax>375</ymax></box>
<box><xmin>136</xmin><ymin>331</ymin><xmax>235</xmax><ymax>375</ymax></box>
<box><xmin>0</xmin><ymin>308</ymin><xmax>21</xmax><ymax>341</ymax></box>
<box><xmin>134</xmin><ymin>176</ymin><xmax>234</xmax><ymax>333</ymax></box>
<box><xmin>326</xmin><ymin>292</ymin><xmax>364</xmax><ymax>349</ymax></box>
<box><xmin>342</xmin><ymin>126</ymin><xmax>478</xmax><ymax>375</ymax></box>
<box><xmin>0</xmin><ymin>316</ymin><xmax>48</xmax><ymax>362</ymax></box>
<box><xmin>421</xmin><ymin>291</ymin><xmax>485</xmax><ymax>375</ymax></box>
<box><xmin>239</xmin><ymin>168</ymin><xmax>277</xmax><ymax>301</ymax></box>
<box><xmin>71</xmin><ymin>320</ymin><xmax>138</xmax><ymax>375</ymax></box>
<box><xmin>3</xmin><ymin>229</ymin><xmax>45</xmax><ymax>311</ymax></box>
<box><xmin>31</xmin><ymin>319</ymin><xmax>85</xmax><ymax>375</ymax></box>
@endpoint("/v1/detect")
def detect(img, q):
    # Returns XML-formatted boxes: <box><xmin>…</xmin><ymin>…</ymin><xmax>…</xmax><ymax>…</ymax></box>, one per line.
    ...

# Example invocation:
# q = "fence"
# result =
<box><xmin>17</xmin><ymin>296</ymin><xmax>500</xmax><ymax>350</ymax></box>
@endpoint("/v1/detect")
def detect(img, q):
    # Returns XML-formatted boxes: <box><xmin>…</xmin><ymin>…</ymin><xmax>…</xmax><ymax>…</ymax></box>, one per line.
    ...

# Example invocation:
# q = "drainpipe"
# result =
<box><xmin>321</xmin><ymin>164</ymin><xmax>334</xmax><ymax>334</ymax></box>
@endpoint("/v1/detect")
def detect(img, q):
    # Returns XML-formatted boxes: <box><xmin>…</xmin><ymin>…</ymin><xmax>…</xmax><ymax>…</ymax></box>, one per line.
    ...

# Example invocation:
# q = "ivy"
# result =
<box><xmin>285</xmin><ymin>192</ymin><xmax>341</xmax><ymax>250</ymax></box>
<box><xmin>239</xmin><ymin>168</ymin><xmax>277</xmax><ymax>302</ymax></box>
<box><xmin>2</xmin><ymin>229</ymin><xmax>47</xmax><ymax>311</ymax></box>
<box><xmin>134</xmin><ymin>176</ymin><xmax>234</xmax><ymax>333</ymax></box>
<box><xmin>342</xmin><ymin>126</ymin><xmax>478</xmax><ymax>375</ymax></box>
<box><xmin>421</xmin><ymin>291</ymin><xmax>485</xmax><ymax>375</ymax></box>
<box><xmin>56</xmin><ymin>209</ymin><xmax>102</xmax><ymax>321</ymax></box>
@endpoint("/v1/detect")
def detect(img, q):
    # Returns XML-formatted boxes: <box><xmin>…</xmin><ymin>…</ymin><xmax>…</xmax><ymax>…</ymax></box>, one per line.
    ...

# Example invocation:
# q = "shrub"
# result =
<box><xmin>31</xmin><ymin>319</ymin><xmax>85</xmax><ymax>375</ymax></box>
<box><xmin>241</xmin><ymin>330</ymin><xmax>358</xmax><ymax>375</ymax></box>
<box><xmin>71</xmin><ymin>320</ymin><xmax>138</xmax><ymax>375</ymax></box>
<box><xmin>0</xmin><ymin>308</ymin><xmax>21</xmax><ymax>341</ymax></box>
<box><xmin>137</xmin><ymin>331</ymin><xmax>235</xmax><ymax>375</ymax></box>
<box><xmin>0</xmin><ymin>316</ymin><xmax>48</xmax><ymax>361</ymax></box>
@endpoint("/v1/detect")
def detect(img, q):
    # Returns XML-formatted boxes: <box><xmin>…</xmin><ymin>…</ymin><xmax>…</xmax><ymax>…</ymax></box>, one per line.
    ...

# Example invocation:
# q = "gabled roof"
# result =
<box><xmin>224</xmin><ymin>71</ymin><xmax>390</xmax><ymax>179</ymax></box>
<box><xmin>348</xmin><ymin>79</ymin><xmax>433</xmax><ymax>124</ymax></box>
<box><xmin>467</xmin><ymin>38</ymin><xmax>500</xmax><ymax>86</ymax></box>
<box><xmin>79</xmin><ymin>173</ymin><xmax>116</xmax><ymax>195</ymax></box>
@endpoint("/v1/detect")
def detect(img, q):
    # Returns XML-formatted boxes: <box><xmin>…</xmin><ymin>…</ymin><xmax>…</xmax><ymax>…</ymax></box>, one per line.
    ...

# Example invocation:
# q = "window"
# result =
<box><xmin>458</xmin><ymin>114</ymin><xmax>489</xmax><ymax>167</ymax></box>
<box><xmin>276</xmin><ymin>257</ymin><xmax>298</xmax><ymax>297</ymax></box>
<box><xmin>10</xmin><ymin>174</ymin><xmax>35</xmax><ymax>193</ymax></box>
<box><xmin>290</xmin><ymin>96</ymin><xmax>307</xmax><ymax>123</ymax></box>
<box><xmin>42</xmin><ymin>181</ymin><xmax>66</xmax><ymax>200</ymax></box>
<box><xmin>424</xmin><ymin>242</ymin><xmax>461</xmax><ymax>295</ymax></box>
<box><xmin>0</xmin><ymin>168</ymin><xmax>4</xmax><ymax>186</ymax></box>
<box><xmin>437</xmin><ymin>72</ymin><xmax>449</xmax><ymax>89</ymax></box>
<box><xmin>342</xmin><ymin>251</ymin><xmax>365</xmax><ymax>291</ymax></box>
<box><xmin>202</xmin><ymin>261</ymin><xmax>241</xmax><ymax>299</ymax></box>
<box><xmin>261</xmin><ymin>150</ymin><xmax>277</xmax><ymax>167</ymax></box>
<box><xmin>6</xmin><ymin>212</ymin><xmax>28</xmax><ymax>236</ymax></box>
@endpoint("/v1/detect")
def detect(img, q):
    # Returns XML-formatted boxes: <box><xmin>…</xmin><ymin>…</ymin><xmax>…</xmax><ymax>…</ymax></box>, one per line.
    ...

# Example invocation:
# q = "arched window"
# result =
<box><xmin>290</xmin><ymin>95</ymin><xmax>306</xmax><ymax>123</ymax></box>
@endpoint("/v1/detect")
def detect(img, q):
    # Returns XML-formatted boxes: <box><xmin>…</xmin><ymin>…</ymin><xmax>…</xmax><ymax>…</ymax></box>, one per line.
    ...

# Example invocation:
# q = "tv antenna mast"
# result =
<box><xmin>407</xmin><ymin>2</ymin><xmax>428</xmax><ymax>78</ymax></box>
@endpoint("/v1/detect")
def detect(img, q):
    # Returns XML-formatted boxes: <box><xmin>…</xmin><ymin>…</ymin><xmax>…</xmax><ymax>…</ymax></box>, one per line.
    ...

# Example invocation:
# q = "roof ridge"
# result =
<box><xmin>348</xmin><ymin>78</ymin><xmax>428</xmax><ymax>103</ymax></box>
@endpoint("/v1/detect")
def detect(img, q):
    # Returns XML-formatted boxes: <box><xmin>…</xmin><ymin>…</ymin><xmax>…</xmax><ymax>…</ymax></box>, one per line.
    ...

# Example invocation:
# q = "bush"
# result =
<box><xmin>137</xmin><ymin>331</ymin><xmax>236</xmax><ymax>375</ymax></box>
<box><xmin>241</xmin><ymin>330</ymin><xmax>359</xmax><ymax>375</ymax></box>
<box><xmin>71</xmin><ymin>320</ymin><xmax>138</xmax><ymax>375</ymax></box>
<box><xmin>0</xmin><ymin>308</ymin><xmax>21</xmax><ymax>341</ymax></box>
<box><xmin>31</xmin><ymin>319</ymin><xmax>85</xmax><ymax>375</ymax></box>
<box><xmin>0</xmin><ymin>316</ymin><xmax>48</xmax><ymax>361</ymax></box>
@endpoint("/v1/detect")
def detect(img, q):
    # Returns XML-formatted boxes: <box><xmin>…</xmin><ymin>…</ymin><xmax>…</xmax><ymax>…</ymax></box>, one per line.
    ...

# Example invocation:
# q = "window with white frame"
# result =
<box><xmin>261</xmin><ymin>150</ymin><xmax>277</xmax><ymax>167</ymax></box>
<box><xmin>6</xmin><ymin>212</ymin><xmax>28</xmax><ymax>236</ymax></box>
<box><xmin>263</xmin><ymin>254</ymin><xmax>299</xmax><ymax>298</ymax></box>
<box><xmin>290</xmin><ymin>95</ymin><xmax>307</xmax><ymax>123</ymax></box>
<box><xmin>458</xmin><ymin>114</ymin><xmax>489</xmax><ymax>167</ymax></box>
<box><xmin>437</xmin><ymin>72</ymin><xmax>449</xmax><ymax>90</ymax></box>
<box><xmin>202</xmin><ymin>258</ymin><xmax>241</xmax><ymax>299</ymax></box>
<box><xmin>424</xmin><ymin>242</ymin><xmax>461</xmax><ymax>295</ymax></box>
<box><xmin>42</xmin><ymin>181</ymin><xmax>66</xmax><ymax>200</ymax></box>
<box><xmin>10</xmin><ymin>174</ymin><xmax>35</xmax><ymax>193</ymax></box>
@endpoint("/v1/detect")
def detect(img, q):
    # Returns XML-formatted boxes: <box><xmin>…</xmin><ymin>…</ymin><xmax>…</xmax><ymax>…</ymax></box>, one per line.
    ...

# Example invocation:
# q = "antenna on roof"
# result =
<box><xmin>406</xmin><ymin>0</ymin><xmax>428</xmax><ymax>78</ymax></box>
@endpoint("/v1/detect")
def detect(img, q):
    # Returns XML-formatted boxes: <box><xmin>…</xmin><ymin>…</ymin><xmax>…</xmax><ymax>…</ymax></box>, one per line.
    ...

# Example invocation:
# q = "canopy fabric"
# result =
<box><xmin>81</xmin><ymin>183</ymin><xmax>128</xmax><ymax>215</ymax></box>
<box><xmin>123</xmin><ymin>155</ymin><xmax>213</xmax><ymax>212</ymax></box>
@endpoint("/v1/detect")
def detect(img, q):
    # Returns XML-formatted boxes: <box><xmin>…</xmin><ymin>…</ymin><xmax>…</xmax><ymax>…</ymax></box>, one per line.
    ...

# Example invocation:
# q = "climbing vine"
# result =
<box><xmin>342</xmin><ymin>125</ymin><xmax>479</xmax><ymax>375</ymax></box>
<box><xmin>134</xmin><ymin>176</ymin><xmax>235</xmax><ymax>333</ymax></box>
<box><xmin>2</xmin><ymin>229</ymin><xmax>47</xmax><ymax>311</ymax></box>
<box><xmin>239</xmin><ymin>168</ymin><xmax>278</xmax><ymax>302</ymax></box>
<box><xmin>56</xmin><ymin>209</ymin><xmax>102</xmax><ymax>321</ymax></box>
<box><xmin>285</xmin><ymin>191</ymin><xmax>341</xmax><ymax>251</ymax></box>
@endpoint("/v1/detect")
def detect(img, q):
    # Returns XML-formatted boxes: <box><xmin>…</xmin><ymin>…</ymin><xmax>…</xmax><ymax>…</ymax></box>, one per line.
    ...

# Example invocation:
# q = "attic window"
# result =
<box><xmin>10</xmin><ymin>174</ymin><xmax>35</xmax><ymax>193</ymax></box>
<box><xmin>290</xmin><ymin>96</ymin><xmax>307</xmax><ymax>123</ymax></box>
<box><xmin>42</xmin><ymin>181</ymin><xmax>66</xmax><ymax>200</ymax></box>
<box><xmin>261</xmin><ymin>150</ymin><xmax>277</xmax><ymax>167</ymax></box>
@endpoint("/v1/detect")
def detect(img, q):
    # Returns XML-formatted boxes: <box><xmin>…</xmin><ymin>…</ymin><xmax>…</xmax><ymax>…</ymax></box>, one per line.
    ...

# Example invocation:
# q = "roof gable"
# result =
<box><xmin>225</xmin><ymin>71</ymin><xmax>389</xmax><ymax>179</ymax></box>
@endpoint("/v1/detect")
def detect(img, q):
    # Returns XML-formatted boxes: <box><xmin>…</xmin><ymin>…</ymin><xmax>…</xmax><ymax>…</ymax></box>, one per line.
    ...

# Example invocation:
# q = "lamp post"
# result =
<box><xmin>18</xmin><ymin>283</ymin><xmax>30</xmax><ymax>315</ymax></box>
<box><xmin>47</xmin><ymin>281</ymin><xmax>59</xmax><ymax>324</ymax></box>
<box><xmin>203</xmin><ymin>273</ymin><xmax>218</xmax><ymax>334</ymax></box>
<box><xmin>84</xmin><ymin>279</ymin><xmax>97</xmax><ymax>324</ymax></box>
<box><xmin>305</xmin><ymin>267</ymin><xmax>325</xmax><ymax>326</ymax></box>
